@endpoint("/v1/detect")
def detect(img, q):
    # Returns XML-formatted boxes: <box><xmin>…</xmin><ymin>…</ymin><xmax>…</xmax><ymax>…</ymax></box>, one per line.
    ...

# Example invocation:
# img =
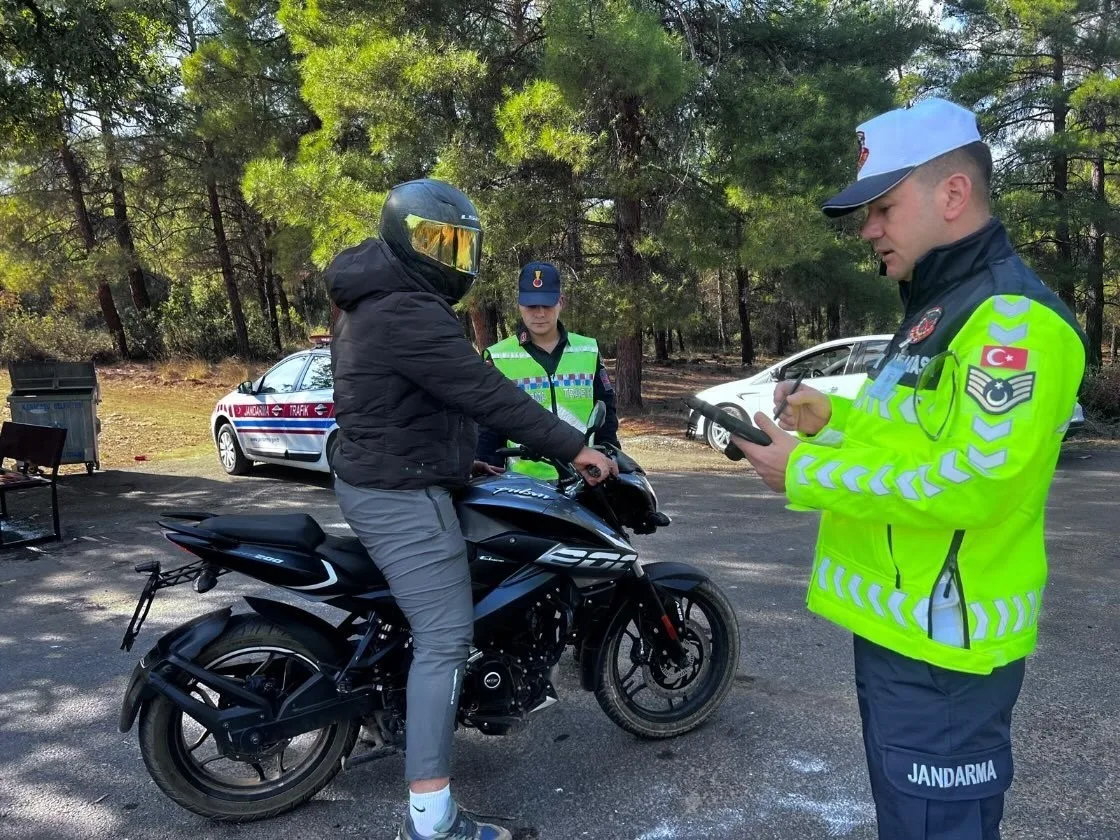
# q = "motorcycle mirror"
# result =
<box><xmin>585</xmin><ymin>401</ymin><xmax>606</xmax><ymax>443</ymax></box>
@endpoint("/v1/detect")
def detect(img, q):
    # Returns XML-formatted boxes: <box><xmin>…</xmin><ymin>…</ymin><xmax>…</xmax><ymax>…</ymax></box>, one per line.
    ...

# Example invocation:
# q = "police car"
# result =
<box><xmin>211</xmin><ymin>343</ymin><xmax>337</xmax><ymax>476</ymax></box>
<box><xmin>687</xmin><ymin>335</ymin><xmax>1085</xmax><ymax>451</ymax></box>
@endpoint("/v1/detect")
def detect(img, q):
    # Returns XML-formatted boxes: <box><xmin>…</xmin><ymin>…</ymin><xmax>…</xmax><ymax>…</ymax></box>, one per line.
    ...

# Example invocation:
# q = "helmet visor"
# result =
<box><xmin>404</xmin><ymin>214</ymin><xmax>481</xmax><ymax>275</ymax></box>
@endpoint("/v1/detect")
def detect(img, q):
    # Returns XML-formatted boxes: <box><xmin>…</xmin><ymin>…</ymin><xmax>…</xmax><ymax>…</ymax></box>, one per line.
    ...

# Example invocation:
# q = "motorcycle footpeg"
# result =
<box><xmin>341</xmin><ymin>745</ymin><xmax>398</xmax><ymax>771</ymax></box>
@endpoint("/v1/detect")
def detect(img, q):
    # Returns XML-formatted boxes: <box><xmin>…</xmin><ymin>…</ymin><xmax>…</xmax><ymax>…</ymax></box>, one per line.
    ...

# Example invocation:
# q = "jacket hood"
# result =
<box><xmin>325</xmin><ymin>238</ymin><xmax>440</xmax><ymax>312</ymax></box>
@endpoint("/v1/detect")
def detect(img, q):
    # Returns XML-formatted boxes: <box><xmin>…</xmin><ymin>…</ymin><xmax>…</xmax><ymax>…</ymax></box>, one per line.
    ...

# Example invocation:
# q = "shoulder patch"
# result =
<box><xmin>966</xmin><ymin>366</ymin><xmax>1035</xmax><ymax>415</ymax></box>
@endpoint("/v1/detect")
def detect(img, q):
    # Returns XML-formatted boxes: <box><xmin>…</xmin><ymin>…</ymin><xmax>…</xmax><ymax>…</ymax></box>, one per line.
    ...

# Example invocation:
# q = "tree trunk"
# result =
<box><xmin>613</xmin><ymin>95</ymin><xmax>647</xmax><ymax>412</ymax></box>
<box><xmin>263</xmin><ymin>223</ymin><xmax>293</xmax><ymax>340</ymax></box>
<box><xmin>59</xmin><ymin>138</ymin><xmax>129</xmax><ymax>358</ymax></box>
<box><xmin>274</xmin><ymin>276</ymin><xmax>293</xmax><ymax>340</ymax></box>
<box><xmin>654</xmin><ymin>329</ymin><xmax>669</xmax><ymax>362</ymax></box>
<box><xmin>252</xmin><ymin>271</ymin><xmax>270</xmax><ymax>323</ymax></box>
<box><xmin>826</xmin><ymin>301</ymin><xmax>841</xmax><ymax>341</ymax></box>
<box><xmin>1052</xmin><ymin>46</ymin><xmax>1076</xmax><ymax>311</ymax></box>
<box><xmin>264</xmin><ymin>272</ymin><xmax>281</xmax><ymax>353</ymax></box>
<box><xmin>1111</xmin><ymin>322</ymin><xmax>1117</xmax><ymax>364</ymax></box>
<box><xmin>100</xmin><ymin>111</ymin><xmax>151</xmax><ymax>312</ymax></box>
<box><xmin>469</xmin><ymin>303</ymin><xmax>498</xmax><ymax>351</ymax></box>
<box><xmin>615</xmin><ymin>331</ymin><xmax>643</xmax><ymax>412</ymax></box>
<box><xmin>487</xmin><ymin>303</ymin><xmax>506</xmax><ymax>342</ymax></box>
<box><xmin>716</xmin><ymin>268</ymin><xmax>727</xmax><ymax>351</ymax></box>
<box><xmin>204</xmin><ymin>140</ymin><xmax>251</xmax><ymax>358</ymax></box>
<box><xmin>675</xmin><ymin>329</ymin><xmax>686</xmax><ymax>354</ymax></box>
<box><xmin>735</xmin><ymin>259</ymin><xmax>754</xmax><ymax>366</ymax></box>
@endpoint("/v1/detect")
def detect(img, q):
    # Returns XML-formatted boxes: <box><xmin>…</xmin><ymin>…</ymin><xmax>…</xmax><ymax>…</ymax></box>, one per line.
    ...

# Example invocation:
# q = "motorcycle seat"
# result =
<box><xmin>200</xmin><ymin>513</ymin><xmax>325</xmax><ymax>553</ymax></box>
<box><xmin>315</xmin><ymin>535</ymin><xmax>387</xmax><ymax>588</ymax></box>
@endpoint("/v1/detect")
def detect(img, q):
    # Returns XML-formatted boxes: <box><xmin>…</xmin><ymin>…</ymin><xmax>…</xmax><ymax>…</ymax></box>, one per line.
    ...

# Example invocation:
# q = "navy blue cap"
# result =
<box><xmin>518</xmin><ymin>261</ymin><xmax>562</xmax><ymax>306</ymax></box>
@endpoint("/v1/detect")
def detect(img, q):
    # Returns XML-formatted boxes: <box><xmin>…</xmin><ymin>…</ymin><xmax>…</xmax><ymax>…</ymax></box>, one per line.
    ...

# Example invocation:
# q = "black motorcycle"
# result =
<box><xmin>117</xmin><ymin>404</ymin><xmax>741</xmax><ymax>821</ymax></box>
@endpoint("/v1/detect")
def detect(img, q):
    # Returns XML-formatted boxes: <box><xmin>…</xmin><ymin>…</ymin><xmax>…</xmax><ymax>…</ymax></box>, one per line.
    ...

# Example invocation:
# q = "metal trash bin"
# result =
<box><xmin>6</xmin><ymin>361</ymin><xmax>101</xmax><ymax>474</ymax></box>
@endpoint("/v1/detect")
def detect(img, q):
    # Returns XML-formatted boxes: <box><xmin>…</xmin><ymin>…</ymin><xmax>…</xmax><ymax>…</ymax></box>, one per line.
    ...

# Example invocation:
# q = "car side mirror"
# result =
<box><xmin>237</xmin><ymin>380</ymin><xmax>255</xmax><ymax>395</ymax></box>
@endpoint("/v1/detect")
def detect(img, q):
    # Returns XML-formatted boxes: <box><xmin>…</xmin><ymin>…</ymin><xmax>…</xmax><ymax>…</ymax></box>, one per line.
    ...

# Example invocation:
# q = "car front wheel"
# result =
<box><xmin>704</xmin><ymin>403</ymin><xmax>746</xmax><ymax>452</ymax></box>
<box><xmin>217</xmin><ymin>422</ymin><xmax>251</xmax><ymax>476</ymax></box>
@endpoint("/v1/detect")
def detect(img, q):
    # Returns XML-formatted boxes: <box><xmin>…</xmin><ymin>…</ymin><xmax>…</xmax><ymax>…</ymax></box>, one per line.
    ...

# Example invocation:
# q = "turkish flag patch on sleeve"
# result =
<box><xmin>980</xmin><ymin>346</ymin><xmax>1028</xmax><ymax>370</ymax></box>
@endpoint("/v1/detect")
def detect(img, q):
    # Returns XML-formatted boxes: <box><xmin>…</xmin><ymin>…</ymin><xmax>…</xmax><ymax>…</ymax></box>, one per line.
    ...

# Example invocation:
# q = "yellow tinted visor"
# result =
<box><xmin>404</xmin><ymin>214</ymin><xmax>481</xmax><ymax>275</ymax></box>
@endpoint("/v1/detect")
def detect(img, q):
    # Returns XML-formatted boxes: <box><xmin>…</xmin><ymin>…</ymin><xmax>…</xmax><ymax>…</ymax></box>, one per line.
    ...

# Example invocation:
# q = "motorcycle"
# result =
<box><xmin>117</xmin><ymin>403</ymin><xmax>741</xmax><ymax>821</ymax></box>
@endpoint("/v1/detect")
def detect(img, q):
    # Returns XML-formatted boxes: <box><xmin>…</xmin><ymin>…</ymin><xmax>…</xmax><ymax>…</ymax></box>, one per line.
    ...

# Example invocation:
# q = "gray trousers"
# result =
<box><xmin>334</xmin><ymin>477</ymin><xmax>474</xmax><ymax>782</ymax></box>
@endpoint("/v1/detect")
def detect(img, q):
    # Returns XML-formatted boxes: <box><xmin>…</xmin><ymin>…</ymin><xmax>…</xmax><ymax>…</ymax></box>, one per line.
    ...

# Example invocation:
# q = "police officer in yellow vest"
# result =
<box><xmin>477</xmin><ymin>261</ymin><xmax>619</xmax><ymax>478</ymax></box>
<box><xmin>734</xmin><ymin>99</ymin><xmax>1087</xmax><ymax>840</ymax></box>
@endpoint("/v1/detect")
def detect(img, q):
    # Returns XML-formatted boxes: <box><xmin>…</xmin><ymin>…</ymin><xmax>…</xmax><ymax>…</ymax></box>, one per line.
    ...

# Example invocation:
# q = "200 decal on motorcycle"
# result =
<box><xmin>117</xmin><ymin>404</ymin><xmax>741</xmax><ymax>821</ymax></box>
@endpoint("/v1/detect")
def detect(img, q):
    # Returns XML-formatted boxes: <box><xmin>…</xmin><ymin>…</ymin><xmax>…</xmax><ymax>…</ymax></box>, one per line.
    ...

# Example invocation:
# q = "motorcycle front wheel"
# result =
<box><xmin>595</xmin><ymin>580</ymin><xmax>740</xmax><ymax>739</ymax></box>
<box><xmin>137</xmin><ymin>616</ymin><xmax>360</xmax><ymax>821</ymax></box>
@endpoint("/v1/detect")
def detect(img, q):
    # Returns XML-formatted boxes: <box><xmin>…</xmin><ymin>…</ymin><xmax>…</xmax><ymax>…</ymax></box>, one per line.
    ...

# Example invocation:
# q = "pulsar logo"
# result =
<box><xmin>908</xmin><ymin>760</ymin><xmax>997</xmax><ymax>788</ymax></box>
<box><xmin>539</xmin><ymin>547</ymin><xmax>637</xmax><ymax>570</ymax></box>
<box><xmin>492</xmin><ymin>487</ymin><xmax>552</xmax><ymax>501</ymax></box>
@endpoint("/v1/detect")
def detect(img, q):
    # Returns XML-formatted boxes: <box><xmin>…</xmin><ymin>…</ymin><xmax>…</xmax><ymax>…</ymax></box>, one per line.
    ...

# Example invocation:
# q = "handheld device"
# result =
<box><xmin>685</xmin><ymin>397</ymin><xmax>771</xmax><ymax>461</ymax></box>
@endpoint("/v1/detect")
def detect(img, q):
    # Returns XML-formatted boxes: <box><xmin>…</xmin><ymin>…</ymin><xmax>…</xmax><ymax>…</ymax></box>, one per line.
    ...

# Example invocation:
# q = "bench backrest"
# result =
<box><xmin>0</xmin><ymin>422</ymin><xmax>67</xmax><ymax>475</ymax></box>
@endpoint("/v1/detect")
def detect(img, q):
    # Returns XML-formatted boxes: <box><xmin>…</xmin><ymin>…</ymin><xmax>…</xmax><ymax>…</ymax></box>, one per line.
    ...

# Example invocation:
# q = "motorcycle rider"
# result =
<box><xmin>326</xmin><ymin>178</ymin><xmax>617</xmax><ymax>840</ymax></box>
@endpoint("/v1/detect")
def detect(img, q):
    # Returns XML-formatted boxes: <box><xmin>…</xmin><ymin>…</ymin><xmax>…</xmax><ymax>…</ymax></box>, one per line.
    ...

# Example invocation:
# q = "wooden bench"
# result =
<box><xmin>0</xmin><ymin>422</ymin><xmax>67</xmax><ymax>548</ymax></box>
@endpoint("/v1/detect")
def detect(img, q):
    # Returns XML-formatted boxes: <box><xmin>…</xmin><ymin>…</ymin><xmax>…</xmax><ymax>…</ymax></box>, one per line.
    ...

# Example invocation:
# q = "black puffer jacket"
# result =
<box><xmin>327</xmin><ymin>238</ymin><xmax>586</xmax><ymax>490</ymax></box>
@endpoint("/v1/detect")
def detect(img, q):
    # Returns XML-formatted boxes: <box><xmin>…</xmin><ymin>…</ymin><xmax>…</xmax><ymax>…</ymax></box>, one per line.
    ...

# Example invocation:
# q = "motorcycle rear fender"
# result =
<box><xmin>118</xmin><ymin>600</ymin><xmax>351</xmax><ymax>734</ymax></box>
<box><xmin>118</xmin><ymin>607</ymin><xmax>232</xmax><ymax>733</ymax></box>
<box><xmin>578</xmin><ymin>561</ymin><xmax>708</xmax><ymax>691</ymax></box>
<box><xmin>241</xmin><ymin>596</ymin><xmax>351</xmax><ymax>667</ymax></box>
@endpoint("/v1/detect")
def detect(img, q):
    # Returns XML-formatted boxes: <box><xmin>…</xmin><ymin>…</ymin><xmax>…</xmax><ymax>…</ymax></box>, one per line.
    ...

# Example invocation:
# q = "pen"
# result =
<box><xmin>774</xmin><ymin>372</ymin><xmax>806</xmax><ymax>421</ymax></box>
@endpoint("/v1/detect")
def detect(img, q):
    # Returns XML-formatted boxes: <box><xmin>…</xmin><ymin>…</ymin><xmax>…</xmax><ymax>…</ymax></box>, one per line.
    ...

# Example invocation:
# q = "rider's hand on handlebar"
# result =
<box><xmin>573</xmin><ymin>447</ymin><xmax>617</xmax><ymax>485</ymax></box>
<box><xmin>472</xmin><ymin>460</ymin><xmax>505</xmax><ymax>477</ymax></box>
<box><xmin>773</xmin><ymin>380</ymin><xmax>832</xmax><ymax>436</ymax></box>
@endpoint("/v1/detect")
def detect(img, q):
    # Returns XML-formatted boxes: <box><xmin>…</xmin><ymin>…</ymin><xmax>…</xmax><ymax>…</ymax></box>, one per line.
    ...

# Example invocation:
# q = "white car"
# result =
<box><xmin>687</xmin><ymin>335</ymin><xmax>892</xmax><ymax>451</ymax></box>
<box><xmin>687</xmin><ymin>334</ymin><xmax>1085</xmax><ymax>450</ymax></box>
<box><xmin>211</xmin><ymin>347</ymin><xmax>338</xmax><ymax>476</ymax></box>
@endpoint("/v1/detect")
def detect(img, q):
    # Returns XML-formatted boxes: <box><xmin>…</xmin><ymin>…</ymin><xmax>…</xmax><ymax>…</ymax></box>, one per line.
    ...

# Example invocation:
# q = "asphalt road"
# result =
<box><xmin>0</xmin><ymin>448</ymin><xmax>1117</xmax><ymax>840</ymax></box>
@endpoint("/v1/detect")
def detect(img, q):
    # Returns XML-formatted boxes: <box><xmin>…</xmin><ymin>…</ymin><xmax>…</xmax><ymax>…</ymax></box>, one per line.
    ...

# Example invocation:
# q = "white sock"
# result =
<box><xmin>409</xmin><ymin>785</ymin><xmax>452</xmax><ymax>837</ymax></box>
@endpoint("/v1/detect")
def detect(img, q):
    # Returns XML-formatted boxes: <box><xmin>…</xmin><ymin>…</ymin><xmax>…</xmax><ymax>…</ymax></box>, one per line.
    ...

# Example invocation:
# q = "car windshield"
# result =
<box><xmin>783</xmin><ymin>345</ymin><xmax>853</xmax><ymax>380</ymax></box>
<box><xmin>258</xmin><ymin>356</ymin><xmax>307</xmax><ymax>394</ymax></box>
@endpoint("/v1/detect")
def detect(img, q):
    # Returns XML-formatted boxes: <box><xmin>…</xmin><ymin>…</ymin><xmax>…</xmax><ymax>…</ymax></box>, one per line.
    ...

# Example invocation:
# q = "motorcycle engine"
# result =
<box><xmin>460</xmin><ymin>602</ymin><xmax>570</xmax><ymax>732</ymax></box>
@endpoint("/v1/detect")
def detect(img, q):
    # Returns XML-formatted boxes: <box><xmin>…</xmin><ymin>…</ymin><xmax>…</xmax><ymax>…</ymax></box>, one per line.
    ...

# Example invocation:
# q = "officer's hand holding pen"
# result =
<box><xmin>772</xmin><ymin>377</ymin><xmax>832</xmax><ymax>436</ymax></box>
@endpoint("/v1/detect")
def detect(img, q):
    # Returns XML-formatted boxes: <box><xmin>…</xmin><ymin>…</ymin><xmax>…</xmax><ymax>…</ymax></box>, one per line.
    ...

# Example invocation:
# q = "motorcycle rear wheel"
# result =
<box><xmin>137</xmin><ymin>616</ymin><xmax>359</xmax><ymax>821</ymax></box>
<box><xmin>595</xmin><ymin>580</ymin><xmax>740</xmax><ymax>739</ymax></box>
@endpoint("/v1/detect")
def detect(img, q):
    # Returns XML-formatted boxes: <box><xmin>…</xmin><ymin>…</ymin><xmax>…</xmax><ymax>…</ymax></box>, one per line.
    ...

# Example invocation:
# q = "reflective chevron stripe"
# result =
<box><xmin>842</xmin><ymin>466</ymin><xmax>869</xmax><ymax>492</ymax></box>
<box><xmin>967</xmin><ymin>588</ymin><xmax>1044</xmax><ymax>642</ymax></box>
<box><xmin>993</xmin><ymin>296</ymin><xmax>1030</xmax><ymax>318</ymax></box>
<box><xmin>817</xmin><ymin>461</ymin><xmax>841</xmax><ymax>490</ymax></box>
<box><xmin>813</xmin><ymin>557</ymin><xmax>1043</xmax><ymax>644</ymax></box>
<box><xmin>794</xmin><ymin>454</ymin><xmax>816</xmax><ymax>486</ymax></box>
<box><xmin>936</xmin><ymin>451</ymin><xmax>970</xmax><ymax>484</ymax></box>
<box><xmin>989</xmin><ymin>323</ymin><xmax>1027</xmax><ymax>344</ymax></box>
<box><xmin>972</xmin><ymin>416</ymin><xmax>1012</xmax><ymax>442</ymax></box>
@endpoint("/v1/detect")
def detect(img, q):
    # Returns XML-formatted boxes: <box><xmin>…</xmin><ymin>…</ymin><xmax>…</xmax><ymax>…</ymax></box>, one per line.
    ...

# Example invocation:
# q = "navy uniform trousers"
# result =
<box><xmin>853</xmin><ymin>635</ymin><xmax>1026</xmax><ymax>840</ymax></box>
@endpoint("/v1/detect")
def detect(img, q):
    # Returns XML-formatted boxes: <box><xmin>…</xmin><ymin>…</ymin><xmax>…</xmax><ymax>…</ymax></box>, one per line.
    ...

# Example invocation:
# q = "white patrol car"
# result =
<box><xmin>211</xmin><ymin>344</ymin><xmax>338</xmax><ymax>476</ymax></box>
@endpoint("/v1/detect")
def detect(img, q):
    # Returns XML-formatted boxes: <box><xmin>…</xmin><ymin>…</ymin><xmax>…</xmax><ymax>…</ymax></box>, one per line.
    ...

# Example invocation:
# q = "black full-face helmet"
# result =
<box><xmin>379</xmin><ymin>178</ymin><xmax>483</xmax><ymax>303</ymax></box>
